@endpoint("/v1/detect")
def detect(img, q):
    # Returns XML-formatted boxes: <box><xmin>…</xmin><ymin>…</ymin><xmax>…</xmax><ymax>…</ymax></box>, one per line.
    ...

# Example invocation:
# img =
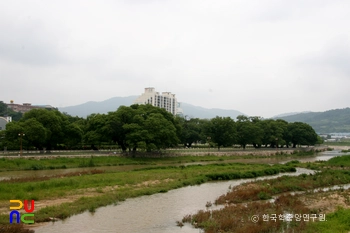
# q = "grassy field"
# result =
<box><xmin>0</xmin><ymin>149</ymin><xmax>316</xmax><ymax>172</ymax></box>
<box><xmin>0</xmin><ymin>155</ymin><xmax>246</xmax><ymax>171</ymax></box>
<box><xmin>303</xmin><ymin>207</ymin><xmax>350</xmax><ymax>233</ymax></box>
<box><xmin>0</xmin><ymin>149</ymin><xmax>341</xmax><ymax>233</ymax></box>
<box><xmin>0</xmin><ymin>160</ymin><xmax>297</xmax><ymax>225</ymax></box>
<box><xmin>324</xmin><ymin>141</ymin><xmax>350</xmax><ymax>147</ymax></box>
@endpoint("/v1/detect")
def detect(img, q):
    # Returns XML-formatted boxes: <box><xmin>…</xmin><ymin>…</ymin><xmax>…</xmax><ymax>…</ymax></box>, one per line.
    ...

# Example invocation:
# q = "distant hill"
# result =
<box><xmin>58</xmin><ymin>98</ymin><xmax>350</xmax><ymax>133</ymax></box>
<box><xmin>276</xmin><ymin>108</ymin><xmax>350</xmax><ymax>133</ymax></box>
<box><xmin>59</xmin><ymin>96</ymin><xmax>245</xmax><ymax>119</ymax></box>
<box><xmin>272</xmin><ymin>111</ymin><xmax>311</xmax><ymax>118</ymax></box>
<box><xmin>180</xmin><ymin>102</ymin><xmax>245</xmax><ymax>119</ymax></box>
<box><xmin>59</xmin><ymin>96</ymin><xmax>137</xmax><ymax>117</ymax></box>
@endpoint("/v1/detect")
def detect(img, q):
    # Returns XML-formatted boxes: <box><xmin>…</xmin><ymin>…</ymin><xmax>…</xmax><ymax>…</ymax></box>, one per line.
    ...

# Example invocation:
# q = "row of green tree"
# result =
<box><xmin>179</xmin><ymin>115</ymin><xmax>321</xmax><ymax>149</ymax></box>
<box><xmin>0</xmin><ymin>104</ymin><xmax>321</xmax><ymax>151</ymax></box>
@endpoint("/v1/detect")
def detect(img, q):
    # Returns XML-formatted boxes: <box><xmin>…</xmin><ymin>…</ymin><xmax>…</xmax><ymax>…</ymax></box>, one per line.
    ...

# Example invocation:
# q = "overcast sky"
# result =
<box><xmin>1</xmin><ymin>0</ymin><xmax>350</xmax><ymax>118</ymax></box>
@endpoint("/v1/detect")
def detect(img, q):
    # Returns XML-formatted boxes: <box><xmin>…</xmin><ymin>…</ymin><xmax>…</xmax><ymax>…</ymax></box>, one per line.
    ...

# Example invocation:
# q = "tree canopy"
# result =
<box><xmin>0</xmin><ymin>105</ymin><xmax>321</xmax><ymax>152</ymax></box>
<box><xmin>3</xmin><ymin>109</ymin><xmax>84</xmax><ymax>150</ymax></box>
<box><xmin>206</xmin><ymin>116</ymin><xmax>236</xmax><ymax>150</ymax></box>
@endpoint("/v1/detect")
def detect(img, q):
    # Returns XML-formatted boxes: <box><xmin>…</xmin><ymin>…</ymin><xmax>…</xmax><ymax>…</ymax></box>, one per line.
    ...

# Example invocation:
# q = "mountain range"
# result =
<box><xmin>276</xmin><ymin>108</ymin><xmax>350</xmax><ymax>133</ymax></box>
<box><xmin>59</xmin><ymin>96</ymin><xmax>138</xmax><ymax>118</ymax></box>
<box><xmin>272</xmin><ymin>111</ymin><xmax>311</xmax><ymax>118</ymax></box>
<box><xmin>59</xmin><ymin>96</ymin><xmax>350</xmax><ymax>133</ymax></box>
<box><xmin>59</xmin><ymin>96</ymin><xmax>245</xmax><ymax>119</ymax></box>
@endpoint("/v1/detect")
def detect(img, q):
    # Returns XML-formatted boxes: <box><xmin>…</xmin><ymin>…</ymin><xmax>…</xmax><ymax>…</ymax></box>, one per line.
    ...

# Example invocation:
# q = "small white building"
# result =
<box><xmin>0</xmin><ymin>116</ymin><xmax>12</xmax><ymax>130</ymax></box>
<box><xmin>134</xmin><ymin>87</ymin><xmax>180</xmax><ymax>115</ymax></box>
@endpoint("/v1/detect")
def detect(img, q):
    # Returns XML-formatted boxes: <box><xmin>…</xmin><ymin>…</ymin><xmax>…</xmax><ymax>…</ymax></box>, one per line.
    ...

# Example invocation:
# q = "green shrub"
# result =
<box><xmin>28</xmin><ymin>164</ymin><xmax>45</xmax><ymax>170</ymax></box>
<box><xmin>258</xmin><ymin>191</ymin><xmax>271</xmax><ymax>200</ymax></box>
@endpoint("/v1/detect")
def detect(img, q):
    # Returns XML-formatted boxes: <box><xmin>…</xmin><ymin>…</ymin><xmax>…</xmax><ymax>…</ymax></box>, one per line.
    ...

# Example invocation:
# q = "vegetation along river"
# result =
<box><xmin>23</xmin><ymin>150</ymin><xmax>346</xmax><ymax>232</ymax></box>
<box><xmin>0</xmin><ymin>149</ymin><xmax>341</xmax><ymax>181</ymax></box>
<box><xmin>30</xmin><ymin>167</ymin><xmax>316</xmax><ymax>233</ymax></box>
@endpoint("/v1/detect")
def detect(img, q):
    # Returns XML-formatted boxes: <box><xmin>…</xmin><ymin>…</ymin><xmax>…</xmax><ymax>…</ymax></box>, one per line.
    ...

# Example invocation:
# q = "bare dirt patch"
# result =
<box><xmin>1</xmin><ymin>169</ymin><xmax>104</xmax><ymax>183</ymax></box>
<box><xmin>298</xmin><ymin>189</ymin><xmax>350</xmax><ymax>214</ymax></box>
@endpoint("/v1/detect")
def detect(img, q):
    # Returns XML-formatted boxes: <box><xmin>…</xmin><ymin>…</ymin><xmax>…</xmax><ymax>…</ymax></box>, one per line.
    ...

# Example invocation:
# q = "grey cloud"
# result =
<box><xmin>1</xmin><ymin>0</ymin><xmax>350</xmax><ymax>118</ymax></box>
<box><xmin>298</xmin><ymin>37</ymin><xmax>350</xmax><ymax>78</ymax></box>
<box><xmin>252</xmin><ymin>0</ymin><xmax>346</xmax><ymax>22</ymax></box>
<box><xmin>0</xmin><ymin>18</ymin><xmax>64</xmax><ymax>66</ymax></box>
<box><xmin>322</xmin><ymin>44</ymin><xmax>350</xmax><ymax>78</ymax></box>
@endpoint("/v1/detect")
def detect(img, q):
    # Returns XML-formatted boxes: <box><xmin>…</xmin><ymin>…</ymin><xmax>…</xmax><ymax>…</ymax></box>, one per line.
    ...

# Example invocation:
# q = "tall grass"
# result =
<box><xmin>326</xmin><ymin>155</ymin><xmax>350</xmax><ymax>167</ymax></box>
<box><xmin>303</xmin><ymin>207</ymin><xmax>350</xmax><ymax>233</ymax></box>
<box><xmin>216</xmin><ymin>170</ymin><xmax>350</xmax><ymax>205</ymax></box>
<box><xmin>184</xmin><ymin>169</ymin><xmax>350</xmax><ymax>233</ymax></box>
<box><xmin>183</xmin><ymin>194</ymin><xmax>310</xmax><ymax>233</ymax></box>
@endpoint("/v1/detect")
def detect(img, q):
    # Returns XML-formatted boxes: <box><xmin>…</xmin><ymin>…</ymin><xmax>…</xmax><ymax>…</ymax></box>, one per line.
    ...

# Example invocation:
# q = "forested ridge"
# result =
<box><xmin>277</xmin><ymin>108</ymin><xmax>350</xmax><ymax>133</ymax></box>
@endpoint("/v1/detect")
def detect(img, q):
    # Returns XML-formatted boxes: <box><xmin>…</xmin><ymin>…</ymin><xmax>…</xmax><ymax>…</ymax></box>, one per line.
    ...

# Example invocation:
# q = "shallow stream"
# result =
<box><xmin>15</xmin><ymin>150</ymin><xmax>349</xmax><ymax>233</ymax></box>
<box><xmin>33</xmin><ymin>168</ymin><xmax>316</xmax><ymax>233</ymax></box>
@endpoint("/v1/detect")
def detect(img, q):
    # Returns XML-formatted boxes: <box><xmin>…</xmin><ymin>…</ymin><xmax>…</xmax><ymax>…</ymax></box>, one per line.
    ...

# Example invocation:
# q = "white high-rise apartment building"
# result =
<box><xmin>134</xmin><ymin>87</ymin><xmax>179</xmax><ymax>115</ymax></box>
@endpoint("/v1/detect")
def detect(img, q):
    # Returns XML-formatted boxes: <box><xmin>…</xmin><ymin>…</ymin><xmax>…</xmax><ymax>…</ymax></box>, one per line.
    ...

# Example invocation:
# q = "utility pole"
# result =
<box><xmin>18</xmin><ymin>133</ymin><xmax>25</xmax><ymax>156</ymax></box>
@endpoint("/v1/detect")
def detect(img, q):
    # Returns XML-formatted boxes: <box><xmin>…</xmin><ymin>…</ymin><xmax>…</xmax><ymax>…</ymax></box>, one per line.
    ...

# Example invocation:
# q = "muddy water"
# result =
<box><xmin>280</xmin><ymin>149</ymin><xmax>347</xmax><ymax>164</ymax></box>
<box><xmin>33</xmin><ymin>168</ymin><xmax>314</xmax><ymax>233</ymax></box>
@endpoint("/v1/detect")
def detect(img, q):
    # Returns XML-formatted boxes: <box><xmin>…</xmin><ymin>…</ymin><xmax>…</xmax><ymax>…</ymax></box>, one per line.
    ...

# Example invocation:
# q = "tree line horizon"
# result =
<box><xmin>0</xmin><ymin>104</ymin><xmax>321</xmax><ymax>152</ymax></box>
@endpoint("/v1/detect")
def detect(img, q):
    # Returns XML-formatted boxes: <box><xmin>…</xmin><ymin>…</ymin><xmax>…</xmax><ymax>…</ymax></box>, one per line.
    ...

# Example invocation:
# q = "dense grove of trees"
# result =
<box><xmin>0</xmin><ymin>104</ymin><xmax>322</xmax><ymax>152</ymax></box>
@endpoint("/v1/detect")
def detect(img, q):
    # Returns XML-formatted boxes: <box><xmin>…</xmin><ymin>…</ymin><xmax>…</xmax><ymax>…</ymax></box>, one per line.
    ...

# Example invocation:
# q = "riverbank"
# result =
<box><xmin>0</xmin><ymin>148</ymin><xmax>335</xmax><ymax>232</ymax></box>
<box><xmin>182</xmin><ymin>155</ymin><xmax>350</xmax><ymax>233</ymax></box>
<box><xmin>0</xmin><ymin>146</ymin><xmax>328</xmax><ymax>160</ymax></box>
<box><xmin>0</xmin><ymin>148</ymin><xmax>325</xmax><ymax>172</ymax></box>
<box><xmin>0</xmin><ymin>162</ymin><xmax>299</xmax><ymax>224</ymax></box>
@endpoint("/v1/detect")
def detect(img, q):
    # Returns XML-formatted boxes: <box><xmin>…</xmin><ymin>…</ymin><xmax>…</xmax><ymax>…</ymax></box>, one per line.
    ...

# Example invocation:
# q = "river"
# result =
<box><xmin>21</xmin><ymin>150</ymin><xmax>349</xmax><ymax>232</ymax></box>
<box><xmin>32</xmin><ymin>168</ymin><xmax>316</xmax><ymax>233</ymax></box>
